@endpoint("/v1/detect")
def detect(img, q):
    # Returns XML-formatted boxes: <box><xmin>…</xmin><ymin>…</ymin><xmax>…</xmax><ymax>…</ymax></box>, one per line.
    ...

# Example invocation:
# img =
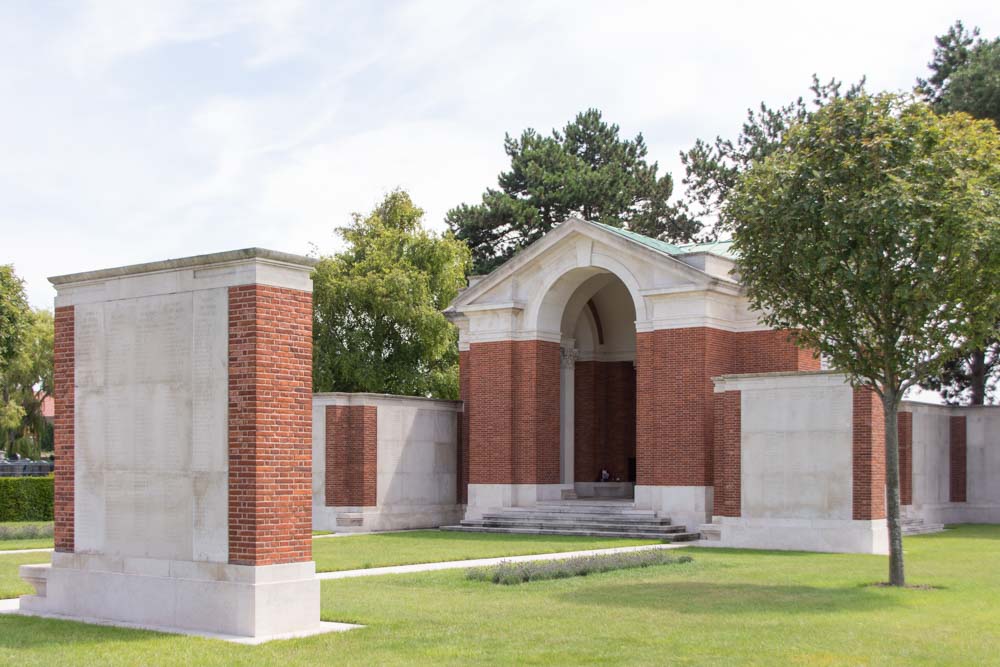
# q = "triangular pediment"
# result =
<box><xmin>448</xmin><ymin>217</ymin><xmax>737</xmax><ymax>314</ymax></box>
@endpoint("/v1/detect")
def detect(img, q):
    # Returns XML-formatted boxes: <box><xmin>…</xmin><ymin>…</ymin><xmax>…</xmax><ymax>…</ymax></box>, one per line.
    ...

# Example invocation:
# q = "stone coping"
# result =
<box><xmin>50</xmin><ymin>247</ymin><xmax>317</xmax><ymax>285</ymax></box>
<box><xmin>712</xmin><ymin>370</ymin><xmax>848</xmax><ymax>392</ymax></box>
<box><xmin>313</xmin><ymin>392</ymin><xmax>463</xmax><ymax>410</ymax></box>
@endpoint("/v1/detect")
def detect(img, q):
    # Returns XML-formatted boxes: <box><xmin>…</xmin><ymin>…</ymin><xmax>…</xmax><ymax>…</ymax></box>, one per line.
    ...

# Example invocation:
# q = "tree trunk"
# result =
<box><xmin>882</xmin><ymin>387</ymin><xmax>905</xmax><ymax>586</ymax></box>
<box><xmin>969</xmin><ymin>349</ymin><xmax>986</xmax><ymax>406</ymax></box>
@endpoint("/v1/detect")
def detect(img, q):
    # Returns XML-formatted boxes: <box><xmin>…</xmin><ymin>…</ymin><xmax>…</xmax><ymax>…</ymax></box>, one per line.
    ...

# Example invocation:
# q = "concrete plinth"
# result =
<box><xmin>20</xmin><ymin>555</ymin><xmax>320</xmax><ymax>638</ymax></box>
<box><xmin>634</xmin><ymin>485</ymin><xmax>713</xmax><ymax>531</ymax></box>
<box><xmin>708</xmin><ymin>517</ymin><xmax>889</xmax><ymax>554</ymax></box>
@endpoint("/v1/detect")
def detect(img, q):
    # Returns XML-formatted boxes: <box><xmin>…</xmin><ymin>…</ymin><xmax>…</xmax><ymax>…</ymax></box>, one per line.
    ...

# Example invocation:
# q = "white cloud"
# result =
<box><xmin>2</xmin><ymin>0</ymin><xmax>999</xmax><ymax>315</ymax></box>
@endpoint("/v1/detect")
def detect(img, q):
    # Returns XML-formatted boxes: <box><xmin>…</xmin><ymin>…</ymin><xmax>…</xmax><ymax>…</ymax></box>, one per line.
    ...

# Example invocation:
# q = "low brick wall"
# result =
<box><xmin>313</xmin><ymin>393</ymin><xmax>463</xmax><ymax>532</ymax></box>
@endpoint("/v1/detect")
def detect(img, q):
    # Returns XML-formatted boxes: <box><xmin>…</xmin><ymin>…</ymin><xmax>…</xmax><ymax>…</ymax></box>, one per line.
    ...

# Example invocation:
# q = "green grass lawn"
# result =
<box><xmin>0</xmin><ymin>526</ymin><xmax>995</xmax><ymax>665</ymax></box>
<box><xmin>0</xmin><ymin>551</ymin><xmax>51</xmax><ymax>599</ymax></box>
<box><xmin>311</xmin><ymin>530</ymin><xmax>660</xmax><ymax>572</ymax></box>
<box><xmin>0</xmin><ymin>522</ymin><xmax>54</xmax><ymax>552</ymax></box>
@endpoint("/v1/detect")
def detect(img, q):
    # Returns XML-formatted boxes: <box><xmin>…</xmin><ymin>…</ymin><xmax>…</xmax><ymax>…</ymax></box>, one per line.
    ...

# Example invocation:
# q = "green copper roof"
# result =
<box><xmin>588</xmin><ymin>220</ymin><xmax>735</xmax><ymax>259</ymax></box>
<box><xmin>676</xmin><ymin>239</ymin><xmax>737</xmax><ymax>259</ymax></box>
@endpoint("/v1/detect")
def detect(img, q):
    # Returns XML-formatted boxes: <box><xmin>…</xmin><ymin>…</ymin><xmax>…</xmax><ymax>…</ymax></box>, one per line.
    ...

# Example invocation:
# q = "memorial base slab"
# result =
<box><xmin>18</xmin><ymin>554</ymin><xmax>332</xmax><ymax>641</ymax></box>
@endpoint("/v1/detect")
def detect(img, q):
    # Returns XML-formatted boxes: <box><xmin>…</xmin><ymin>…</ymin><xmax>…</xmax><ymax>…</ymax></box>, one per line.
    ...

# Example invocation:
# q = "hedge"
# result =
<box><xmin>467</xmin><ymin>549</ymin><xmax>693</xmax><ymax>585</ymax></box>
<box><xmin>0</xmin><ymin>476</ymin><xmax>54</xmax><ymax>522</ymax></box>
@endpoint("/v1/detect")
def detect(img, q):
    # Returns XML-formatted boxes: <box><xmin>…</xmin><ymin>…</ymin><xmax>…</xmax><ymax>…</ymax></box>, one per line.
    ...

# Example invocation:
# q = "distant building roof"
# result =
<box><xmin>39</xmin><ymin>395</ymin><xmax>54</xmax><ymax>420</ymax></box>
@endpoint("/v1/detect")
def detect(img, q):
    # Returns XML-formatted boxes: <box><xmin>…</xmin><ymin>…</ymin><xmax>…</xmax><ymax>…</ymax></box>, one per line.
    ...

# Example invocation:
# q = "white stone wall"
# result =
<box><xmin>74</xmin><ymin>289</ymin><xmax>229</xmax><ymax>562</ymax></box>
<box><xmin>313</xmin><ymin>393</ymin><xmax>462</xmax><ymax>532</ymax></box>
<box><xmin>711</xmin><ymin>372</ymin><xmax>888</xmax><ymax>554</ymax></box>
<box><xmin>904</xmin><ymin>402</ymin><xmax>1000</xmax><ymax>524</ymax></box>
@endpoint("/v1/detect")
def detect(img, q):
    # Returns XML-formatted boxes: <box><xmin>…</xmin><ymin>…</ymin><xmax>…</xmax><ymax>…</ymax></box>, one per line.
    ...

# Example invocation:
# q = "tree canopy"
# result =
<box><xmin>312</xmin><ymin>190</ymin><xmax>470</xmax><ymax>399</ymax></box>
<box><xmin>916</xmin><ymin>21</ymin><xmax>1000</xmax><ymax>404</ymax></box>
<box><xmin>679</xmin><ymin>77</ymin><xmax>864</xmax><ymax>228</ymax></box>
<box><xmin>1</xmin><ymin>309</ymin><xmax>53</xmax><ymax>458</ymax></box>
<box><xmin>725</xmin><ymin>92</ymin><xmax>1000</xmax><ymax>585</ymax></box>
<box><xmin>0</xmin><ymin>265</ymin><xmax>32</xmax><ymax>437</ymax></box>
<box><xmin>447</xmin><ymin>109</ymin><xmax>699</xmax><ymax>274</ymax></box>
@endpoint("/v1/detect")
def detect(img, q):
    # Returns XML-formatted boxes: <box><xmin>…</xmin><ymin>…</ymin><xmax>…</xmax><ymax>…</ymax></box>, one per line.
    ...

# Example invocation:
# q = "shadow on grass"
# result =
<box><xmin>559</xmin><ymin>581</ymin><xmax>901</xmax><ymax>615</ymax></box>
<box><xmin>933</xmin><ymin>525</ymin><xmax>1000</xmax><ymax>540</ymax></box>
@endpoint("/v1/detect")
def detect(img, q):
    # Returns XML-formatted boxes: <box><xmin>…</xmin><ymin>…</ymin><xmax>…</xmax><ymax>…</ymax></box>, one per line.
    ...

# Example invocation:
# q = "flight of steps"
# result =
<box><xmin>902</xmin><ymin>517</ymin><xmax>945</xmax><ymax>535</ymax></box>
<box><xmin>441</xmin><ymin>500</ymin><xmax>700</xmax><ymax>541</ymax></box>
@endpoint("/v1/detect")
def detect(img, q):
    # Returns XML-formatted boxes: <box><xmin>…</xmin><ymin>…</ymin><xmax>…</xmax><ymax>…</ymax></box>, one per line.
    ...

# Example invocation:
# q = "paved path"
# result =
<box><xmin>317</xmin><ymin>542</ymin><xmax>690</xmax><ymax>580</ymax></box>
<box><xmin>0</xmin><ymin>547</ymin><xmax>53</xmax><ymax>556</ymax></box>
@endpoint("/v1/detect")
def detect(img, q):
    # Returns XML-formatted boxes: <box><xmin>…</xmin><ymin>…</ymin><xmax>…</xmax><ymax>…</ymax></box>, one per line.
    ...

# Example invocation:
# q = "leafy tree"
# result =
<box><xmin>448</xmin><ymin>109</ymin><xmax>699</xmax><ymax>274</ymax></box>
<box><xmin>1</xmin><ymin>309</ymin><xmax>54</xmax><ymax>454</ymax></box>
<box><xmin>917</xmin><ymin>21</ymin><xmax>1000</xmax><ymax>404</ymax></box>
<box><xmin>921</xmin><ymin>337</ymin><xmax>998</xmax><ymax>405</ymax></box>
<box><xmin>679</xmin><ymin>77</ymin><xmax>864</xmax><ymax>228</ymax></box>
<box><xmin>725</xmin><ymin>93</ymin><xmax>1000</xmax><ymax>586</ymax></box>
<box><xmin>0</xmin><ymin>266</ymin><xmax>31</xmax><ymax>437</ymax></box>
<box><xmin>313</xmin><ymin>190</ymin><xmax>471</xmax><ymax>399</ymax></box>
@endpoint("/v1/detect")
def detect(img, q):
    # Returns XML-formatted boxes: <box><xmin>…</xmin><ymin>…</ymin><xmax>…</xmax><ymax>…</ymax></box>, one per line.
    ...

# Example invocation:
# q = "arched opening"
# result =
<box><xmin>555</xmin><ymin>271</ymin><xmax>637</xmax><ymax>499</ymax></box>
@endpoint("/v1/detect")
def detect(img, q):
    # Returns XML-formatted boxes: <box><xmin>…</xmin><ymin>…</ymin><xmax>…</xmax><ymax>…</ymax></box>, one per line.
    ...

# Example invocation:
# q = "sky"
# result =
<box><xmin>2</xmin><ymin>0</ymin><xmax>1000</xmax><ymax>310</ymax></box>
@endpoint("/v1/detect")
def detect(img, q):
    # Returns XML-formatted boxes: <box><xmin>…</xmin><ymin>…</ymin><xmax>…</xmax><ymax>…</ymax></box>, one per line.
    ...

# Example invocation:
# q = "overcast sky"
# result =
<box><xmin>2</xmin><ymin>0</ymin><xmax>999</xmax><ymax>309</ymax></box>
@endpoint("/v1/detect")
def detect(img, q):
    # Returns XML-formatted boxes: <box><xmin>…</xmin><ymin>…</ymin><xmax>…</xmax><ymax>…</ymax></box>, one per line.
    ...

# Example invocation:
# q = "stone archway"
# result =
<box><xmin>554</xmin><ymin>272</ymin><xmax>637</xmax><ymax>498</ymax></box>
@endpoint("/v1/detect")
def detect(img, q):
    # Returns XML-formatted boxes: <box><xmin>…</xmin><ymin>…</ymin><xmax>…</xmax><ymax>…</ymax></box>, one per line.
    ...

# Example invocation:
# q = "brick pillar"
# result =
<box><xmin>458</xmin><ymin>350</ymin><xmax>470</xmax><ymax>503</ymax></box>
<box><xmin>468</xmin><ymin>341</ymin><xmax>514</xmax><ymax>484</ymax></box>
<box><xmin>949</xmin><ymin>415</ymin><xmax>967</xmax><ymax>503</ymax></box>
<box><xmin>512</xmin><ymin>340</ymin><xmax>560</xmax><ymax>484</ymax></box>
<box><xmin>635</xmin><ymin>328</ymin><xmax>725</xmax><ymax>487</ymax></box>
<box><xmin>898</xmin><ymin>412</ymin><xmax>913</xmax><ymax>506</ymax></box>
<box><xmin>53</xmin><ymin>306</ymin><xmax>75</xmax><ymax>553</ymax></box>
<box><xmin>712</xmin><ymin>390</ymin><xmax>741</xmax><ymax>517</ymax></box>
<box><xmin>325</xmin><ymin>405</ymin><xmax>377</xmax><ymax>506</ymax></box>
<box><xmin>228</xmin><ymin>284</ymin><xmax>313</xmax><ymax>566</ymax></box>
<box><xmin>467</xmin><ymin>340</ymin><xmax>560</xmax><ymax>486</ymax></box>
<box><xmin>852</xmin><ymin>387</ymin><xmax>886</xmax><ymax>520</ymax></box>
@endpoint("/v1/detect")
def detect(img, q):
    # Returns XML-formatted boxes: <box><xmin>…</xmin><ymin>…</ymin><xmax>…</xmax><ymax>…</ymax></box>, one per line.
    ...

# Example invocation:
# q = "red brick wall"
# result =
<box><xmin>467</xmin><ymin>341</ymin><xmax>514</xmax><ymax>484</ymax></box>
<box><xmin>458</xmin><ymin>350</ymin><xmax>470</xmax><ymax>503</ymax></box>
<box><xmin>574</xmin><ymin>360</ymin><xmax>635</xmax><ymax>483</ymax></box>
<box><xmin>466</xmin><ymin>340</ymin><xmax>560</xmax><ymax>485</ymax></box>
<box><xmin>898</xmin><ymin>412</ymin><xmax>913</xmax><ymax>506</ymax></box>
<box><xmin>635</xmin><ymin>329</ymin><xmax>713</xmax><ymax>486</ymax></box>
<box><xmin>734</xmin><ymin>329</ymin><xmax>821</xmax><ymax>373</ymax></box>
<box><xmin>463</xmin><ymin>324</ymin><xmax>814</xmax><ymax>490</ymax></box>
<box><xmin>712</xmin><ymin>390</ymin><xmax>741</xmax><ymax>517</ymax></box>
<box><xmin>53</xmin><ymin>306</ymin><xmax>75</xmax><ymax>553</ymax></box>
<box><xmin>949</xmin><ymin>415</ymin><xmax>967</xmax><ymax>503</ymax></box>
<box><xmin>325</xmin><ymin>405</ymin><xmax>377</xmax><ymax>506</ymax></box>
<box><xmin>512</xmin><ymin>340</ymin><xmax>561</xmax><ymax>484</ymax></box>
<box><xmin>852</xmin><ymin>387</ymin><xmax>886</xmax><ymax>520</ymax></box>
<box><xmin>634</xmin><ymin>326</ymin><xmax>815</xmax><ymax>488</ymax></box>
<box><xmin>228</xmin><ymin>284</ymin><xmax>313</xmax><ymax>567</ymax></box>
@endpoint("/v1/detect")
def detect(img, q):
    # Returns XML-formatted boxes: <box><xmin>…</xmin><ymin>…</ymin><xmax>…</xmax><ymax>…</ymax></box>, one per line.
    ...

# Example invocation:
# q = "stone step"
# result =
<box><xmin>440</xmin><ymin>525</ymin><xmax>700</xmax><ymax>541</ymax></box>
<box><xmin>466</xmin><ymin>519</ymin><xmax>688</xmax><ymax>533</ymax></box>
<box><xmin>496</xmin><ymin>505</ymin><xmax>655</xmax><ymax>517</ymax></box>
<box><xmin>902</xmin><ymin>523</ymin><xmax>945</xmax><ymax>535</ymax></box>
<box><xmin>697</xmin><ymin>523</ymin><xmax>721</xmax><ymax>541</ymax></box>
<box><xmin>480</xmin><ymin>512</ymin><xmax>669</xmax><ymax>525</ymax></box>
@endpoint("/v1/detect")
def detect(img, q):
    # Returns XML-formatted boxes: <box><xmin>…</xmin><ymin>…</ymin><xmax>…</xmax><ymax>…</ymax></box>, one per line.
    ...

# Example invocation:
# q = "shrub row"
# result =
<box><xmin>0</xmin><ymin>476</ymin><xmax>54</xmax><ymax>522</ymax></box>
<box><xmin>466</xmin><ymin>549</ymin><xmax>693</xmax><ymax>585</ymax></box>
<box><xmin>0</xmin><ymin>521</ymin><xmax>53</xmax><ymax>540</ymax></box>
